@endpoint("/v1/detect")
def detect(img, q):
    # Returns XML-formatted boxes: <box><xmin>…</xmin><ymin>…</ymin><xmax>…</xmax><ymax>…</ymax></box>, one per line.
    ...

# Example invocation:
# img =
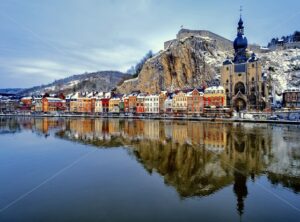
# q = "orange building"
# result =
<box><xmin>123</xmin><ymin>96</ymin><xmax>129</xmax><ymax>113</ymax></box>
<box><xmin>42</xmin><ymin>97</ymin><xmax>66</xmax><ymax>113</ymax></box>
<box><xmin>76</xmin><ymin>97</ymin><xmax>95</xmax><ymax>113</ymax></box>
<box><xmin>128</xmin><ymin>94</ymin><xmax>137</xmax><ymax>113</ymax></box>
<box><xmin>20</xmin><ymin>97</ymin><xmax>33</xmax><ymax>111</ymax></box>
<box><xmin>136</xmin><ymin>94</ymin><xmax>146</xmax><ymax>114</ymax></box>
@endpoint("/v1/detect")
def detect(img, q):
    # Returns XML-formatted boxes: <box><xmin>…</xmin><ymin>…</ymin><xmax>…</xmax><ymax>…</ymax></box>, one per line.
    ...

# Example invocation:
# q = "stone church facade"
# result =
<box><xmin>221</xmin><ymin>16</ymin><xmax>270</xmax><ymax>111</ymax></box>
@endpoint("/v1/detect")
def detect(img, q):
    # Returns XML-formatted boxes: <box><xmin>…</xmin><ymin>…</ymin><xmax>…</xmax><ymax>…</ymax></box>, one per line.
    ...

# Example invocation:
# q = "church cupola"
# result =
<box><xmin>233</xmin><ymin>16</ymin><xmax>248</xmax><ymax>63</ymax></box>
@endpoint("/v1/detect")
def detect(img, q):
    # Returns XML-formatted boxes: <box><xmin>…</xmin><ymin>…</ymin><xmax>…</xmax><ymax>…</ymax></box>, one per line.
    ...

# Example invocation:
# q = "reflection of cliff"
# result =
<box><xmin>131</xmin><ymin>124</ymin><xmax>271</xmax><ymax>199</ymax></box>
<box><xmin>133</xmin><ymin>139</ymin><xmax>233</xmax><ymax>197</ymax></box>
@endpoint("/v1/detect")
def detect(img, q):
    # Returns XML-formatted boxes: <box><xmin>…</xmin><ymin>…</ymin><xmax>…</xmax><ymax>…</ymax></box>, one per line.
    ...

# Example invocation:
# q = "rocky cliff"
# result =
<box><xmin>118</xmin><ymin>30</ymin><xmax>232</xmax><ymax>94</ymax></box>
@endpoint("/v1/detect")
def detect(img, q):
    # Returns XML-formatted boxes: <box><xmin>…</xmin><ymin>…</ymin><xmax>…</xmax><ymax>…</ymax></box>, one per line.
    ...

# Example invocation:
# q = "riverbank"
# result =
<box><xmin>1</xmin><ymin>113</ymin><xmax>300</xmax><ymax>125</ymax></box>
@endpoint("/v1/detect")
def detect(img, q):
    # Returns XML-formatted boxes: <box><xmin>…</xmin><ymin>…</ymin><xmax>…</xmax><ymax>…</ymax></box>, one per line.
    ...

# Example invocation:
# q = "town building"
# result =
<box><xmin>204</xmin><ymin>86</ymin><xmax>226</xmax><ymax>107</ymax></box>
<box><xmin>282</xmin><ymin>88</ymin><xmax>300</xmax><ymax>108</ymax></box>
<box><xmin>144</xmin><ymin>94</ymin><xmax>159</xmax><ymax>114</ymax></box>
<box><xmin>101</xmin><ymin>98</ymin><xmax>110</xmax><ymax>113</ymax></box>
<box><xmin>128</xmin><ymin>93</ymin><xmax>137</xmax><ymax>113</ymax></box>
<box><xmin>159</xmin><ymin>91</ymin><xmax>167</xmax><ymax>113</ymax></box>
<box><xmin>20</xmin><ymin>97</ymin><xmax>33</xmax><ymax>111</ymax></box>
<box><xmin>42</xmin><ymin>97</ymin><xmax>66</xmax><ymax>113</ymax></box>
<box><xmin>33</xmin><ymin>97</ymin><xmax>43</xmax><ymax>112</ymax></box>
<box><xmin>187</xmin><ymin>89</ymin><xmax>204</xmax><ymax>115</ymax></box>
<box><xmin>77</xmin><ymin>97</ymin><xmax>95</xmax><ymax>113</ymax></box>
<box><xmin>0</xmin><ymin>99</ymin><xmax>19</xmax><ymax>113</ymax></box>
<box><xmin>109</xmin><ymin>98</ymin><xmax>121</xmax><ymax>113</ymax></box>
<box><xmin>164</xmin><ymin>97</ymin><xmax>173</xmax><ymax>114</ymax></box>
<box><xmin>172</xmin><ymin>91</ymin><xmax>187</xmax><ymax>115</ymax></box>
<box><xmin>95</xmin><ymin>98</ymin><xmax>103</xmax><ymax>113</ymax></box>
<box><xmin>123</xmin><ymin>95</ymin><xmax>129</xmax><ymax>113</ymax></box>
<box><xmin>136</xmin><ymin>94</ymin><xmax>146</xmax><ymax>114</ymax></box>
<box><xmin>220</xmin><ymin>15</ymin><xmax>270</xmax><ymax>111</ymax></box>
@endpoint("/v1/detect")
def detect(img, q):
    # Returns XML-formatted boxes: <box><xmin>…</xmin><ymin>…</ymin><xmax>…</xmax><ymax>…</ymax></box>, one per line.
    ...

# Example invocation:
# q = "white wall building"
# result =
<box><xmin>144</xmin><ymin>94</ymin><xmax>160</xmax><ymax>114</ymax></box>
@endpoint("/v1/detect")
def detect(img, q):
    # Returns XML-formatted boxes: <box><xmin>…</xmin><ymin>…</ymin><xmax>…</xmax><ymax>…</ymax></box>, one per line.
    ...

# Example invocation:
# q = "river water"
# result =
<box><xmin>0</xmin><ymin>117</ymin><xmax>299</xmax><ymax>221</ymax></box>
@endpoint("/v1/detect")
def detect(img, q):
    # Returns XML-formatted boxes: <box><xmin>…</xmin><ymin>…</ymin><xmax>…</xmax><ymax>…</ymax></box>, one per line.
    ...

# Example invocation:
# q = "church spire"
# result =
<box><xmin>237</xmin><ymin>6</ymin><xmax>244</xmax><ymax>36</ymax></box>
<box><xmin>233</xmin><ymin>6</ymin><xmax>248</xmax><ymax>63</ymax></box>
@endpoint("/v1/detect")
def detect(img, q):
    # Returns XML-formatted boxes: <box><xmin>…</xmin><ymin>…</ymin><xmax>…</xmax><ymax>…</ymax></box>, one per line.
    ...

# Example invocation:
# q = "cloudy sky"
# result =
<box><xmin>0</xmin><ymin>0</ymin><xmax>299</xmax><ymax>88</ymax></box>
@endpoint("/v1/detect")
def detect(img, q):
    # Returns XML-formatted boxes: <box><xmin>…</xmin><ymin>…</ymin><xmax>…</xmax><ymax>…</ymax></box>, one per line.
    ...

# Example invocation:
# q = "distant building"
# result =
<box><xmin>172</xmin><ymin>91</ymin><xmax>187</xmax><ymax>114</ymax></box>
<box><xmin>164</xmin><ymin>97</ymin><xmax>173</xmax><ymax>114</ymax></box>
<box><xmin>109</xmin><ymin>98</ymin><xmax>120</xmax><ymax>113</ymax></box>
<box><xmin>20</xmin><ymin>97</ymin><xmax>33</xmax><ymax>111</ymax></box>
<box><xmin>159</xmin><ymin>91</ymin><xmax>168</xmax><ymax>114</ymax></box>
<box><xmin>136</xmin><ymin>94</ymin><xmax>146</xmax><ymax>114</ymax></box>
<box><xmin>187</xmin><ymin>89</ymin><xmax>204</xmax><ymax>115</ymax></box>
<box><xmin>128</xmin><ymin>93</ymin><xmax>138</xmax><ymax>113</ymax></box>
<box><xmin>144</xmin><ymin>94</ymin><xmax>159</xmax><ymax>114</ymax></box>
<box><xmin>95</xmin><ymin>98</ymin><xmax>103</xmax><ymax>113</ymax></box>
<box><xmin>204</xmin><ymin>86</ymin><xmax>226</xmax><ymax>107</ymax></box>
<box><xmin>33</xmin><ymin>97</ymin><xmax>43</xmax><ymax>112</ymax></box>
<box><xmin>282</xmin><ymin>88</ymin><xmax>300</xmax><ymax>108</ymax></box>
<box><xmin>42</xmin><ymin>97</ymin><xmax>66</xmax><ymax>113</ymax></box>
<box><xmin>101</xmin><ymin>98</ymin><xmax>110</xmax><ymax>113</ymax></box>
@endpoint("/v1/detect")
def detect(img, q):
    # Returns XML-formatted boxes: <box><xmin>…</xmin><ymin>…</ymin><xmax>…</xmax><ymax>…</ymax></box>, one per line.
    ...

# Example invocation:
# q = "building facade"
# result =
<box><xmin>204</xmin><ymin>86</ymin><xmax>226</xmax><ymax>107</ymax></box>
<box><xmin>109</xmin><ymin>98</ymin><xmax>120</xmax><ymax>113</ymax></box>
<box><xmin>282</xmin><ymin>88</ymin><xmax>300</xmax><ymax>108</ymax></box>
<box><xmin>42</xmin><ymin>97</ymin><xmax>66</xmax><ymax>113</ymax></box>
<box><xmin>144</xmin><ymin>95</ymin><xmax>159</xmax><ymax>114</ymax></box>
<box><xmin>172</xmin><ymin>91</ymin><xmax>187</xmax><ymax>114</ymax></box>
<box><xmin>220</xmin><ymin>16</ymin><xmax>270</xmax><ymax>111</ymax></box>
<box><xmin>136</xmin><ymin>94</ymin><xmax>145</xmax><ymax>114</ymax></box>
<box><xmin>187</xmin><ymin>89</ymin><xmax>204</xmax><ymax>115</ymax></box>
<box><xmin>95</xmin><ymin>98</ymin><xmax>103</xmax><ymax>113</ymax></box>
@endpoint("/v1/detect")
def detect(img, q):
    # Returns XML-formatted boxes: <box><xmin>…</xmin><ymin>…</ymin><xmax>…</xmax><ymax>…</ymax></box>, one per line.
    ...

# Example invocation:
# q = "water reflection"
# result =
<box><xmin>0</xmin><ymin>117</ymin><xmax>299</xmax><ymax>217</ymax></box>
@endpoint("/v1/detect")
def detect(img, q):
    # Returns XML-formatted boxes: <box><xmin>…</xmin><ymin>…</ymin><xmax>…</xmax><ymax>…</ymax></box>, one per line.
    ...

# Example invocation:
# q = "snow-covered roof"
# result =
<box><xmin>21</xmin><ymin>97</ymin><xmax>32</xmax><ymax>100</ymax></box>
<box><xmin>283</xmin><ymin>87</ymin><xmax>300</xmax><ymax>93</ymax></box>
<box><xmin>204</xmin><ymin>86</ymin><xmax>225</xmax><ymax>94</ymax></box>
<box><xmin>44</xmin><ymin>97</ymin><xmax>64</xmax><ymax>102</ymax></box>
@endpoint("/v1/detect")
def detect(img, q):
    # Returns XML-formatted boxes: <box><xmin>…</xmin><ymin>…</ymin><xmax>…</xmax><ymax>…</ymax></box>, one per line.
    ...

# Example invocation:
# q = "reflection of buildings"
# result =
<box><xmin>2</xmin><ymin>117</ymin><xmax>300</xmax><ymax>217</ymax></box>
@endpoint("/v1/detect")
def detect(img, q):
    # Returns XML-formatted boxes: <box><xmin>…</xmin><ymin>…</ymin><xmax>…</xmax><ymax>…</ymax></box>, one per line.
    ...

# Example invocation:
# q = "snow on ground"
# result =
<box><xmin>259</xmin><ymin>48</ymin><xmax>300</xmax><ymax>93</ymax></box>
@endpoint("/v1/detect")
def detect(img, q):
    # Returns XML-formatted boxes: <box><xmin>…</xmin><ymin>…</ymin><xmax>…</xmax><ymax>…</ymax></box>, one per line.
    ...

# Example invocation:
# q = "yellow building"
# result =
<box><xmin>172</xmin><ymin>91</ymin><xmax>187</xmax><ymax>114</ymax></box>
<box><xmin>109</xmin><ymin>98</ymin><xmax>120</xmax><ymax>113</ymax></box>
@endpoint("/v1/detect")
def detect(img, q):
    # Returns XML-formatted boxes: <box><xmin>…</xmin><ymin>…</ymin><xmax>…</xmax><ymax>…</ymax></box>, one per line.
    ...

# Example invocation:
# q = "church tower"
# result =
<box><xmin>221</xmin><ymin>13</ymin><xmax>270</xmax><ymax>111</ymax></box>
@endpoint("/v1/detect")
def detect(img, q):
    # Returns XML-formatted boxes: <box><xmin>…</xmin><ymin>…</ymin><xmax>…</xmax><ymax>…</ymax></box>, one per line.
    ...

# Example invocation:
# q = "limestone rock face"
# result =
<box><xmin>117</xmin><ymin>34</ymin><xmax>230</xmax><ymax>94</ymax></box>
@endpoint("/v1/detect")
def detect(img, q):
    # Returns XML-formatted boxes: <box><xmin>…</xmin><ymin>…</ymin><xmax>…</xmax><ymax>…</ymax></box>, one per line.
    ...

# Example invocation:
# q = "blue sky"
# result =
<box><xmin>0</xmin><ymin>0</ymin><xmax>299</xmax><ymax>88</ymax></box>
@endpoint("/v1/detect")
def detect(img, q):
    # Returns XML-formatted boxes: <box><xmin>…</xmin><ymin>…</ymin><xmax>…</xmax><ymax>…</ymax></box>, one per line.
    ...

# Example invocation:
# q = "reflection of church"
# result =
<box><xmin>221</xmin><ymin>15</ymin><xmax>270</xmax><ymax>111</ymax></box>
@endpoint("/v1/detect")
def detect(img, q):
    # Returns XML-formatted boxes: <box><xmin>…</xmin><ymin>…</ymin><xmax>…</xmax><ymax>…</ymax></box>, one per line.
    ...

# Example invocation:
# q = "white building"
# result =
<box><xmin>164</xmin><ymin>97</ymin><xmax>173</xmax><ymax>113</ymax></box>
<box><xmin>95</xmin><ymin>98</ymin><xmax>103</xmax><ymax>113</ymax></box>
<box><xmin>144</xmin><ymin>94</ymin><xmax>160</xmax><ymax>114</ymax></box>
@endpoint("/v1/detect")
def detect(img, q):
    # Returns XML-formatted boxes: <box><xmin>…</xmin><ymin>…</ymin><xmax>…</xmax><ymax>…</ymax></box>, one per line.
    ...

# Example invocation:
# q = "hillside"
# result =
<box><xmin>20</xmin><ymin>71</ymin><xmax>131</xmax><ymax>96</ymax></box>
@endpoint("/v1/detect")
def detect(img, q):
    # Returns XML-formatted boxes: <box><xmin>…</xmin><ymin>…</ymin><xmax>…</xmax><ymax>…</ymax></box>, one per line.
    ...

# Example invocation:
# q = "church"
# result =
<box><xmin>220</xmin><ymin>15</ymin><xmax>270</xmax><ymax>111</ymax></box>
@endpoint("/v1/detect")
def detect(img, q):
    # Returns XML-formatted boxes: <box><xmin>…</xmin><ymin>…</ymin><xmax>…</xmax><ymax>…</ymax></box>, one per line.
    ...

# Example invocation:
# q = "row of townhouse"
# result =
<box><xmin>19</xmin><ymin>96</ymin><xmax>66</xmax><ymax>113</ymax></box>
<box><xmin>17</xmin><ymin>86</ymin><xmax>227</xmax><ymax>114</ymax></box>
